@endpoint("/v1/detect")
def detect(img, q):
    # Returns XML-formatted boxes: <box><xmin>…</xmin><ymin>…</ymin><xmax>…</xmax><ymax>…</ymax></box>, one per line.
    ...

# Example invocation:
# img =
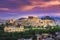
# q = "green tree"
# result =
<box><xmin>0</xmin><ymin>24</ymin><xmax>5</xmax><ymax>30</ymax></box>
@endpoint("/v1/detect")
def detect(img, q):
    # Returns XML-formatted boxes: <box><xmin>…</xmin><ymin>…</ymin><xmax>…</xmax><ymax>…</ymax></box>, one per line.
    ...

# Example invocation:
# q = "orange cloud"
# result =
<box><xmin>0</xmin><ymin>8</ymin><xmax>9</xmax><ymax>11</ymax></box>
<box><xmin>18</xmin><ymin>0</ymin><xmax>60</xmax><ymax>11</ymax></box>
<box><xmin>43</xmin><ymin>1</ymin><xmax>60</xmax><ymax>7</ymax></box>
<box><xmin>29</xmin><ymin>0</ymin><xmax>60</xmax><ymax>7</ymax></box>
<box><xmin>20</xmin><ymin>5</ymin><xmax>36</xmax><ymax>11</ymax></box>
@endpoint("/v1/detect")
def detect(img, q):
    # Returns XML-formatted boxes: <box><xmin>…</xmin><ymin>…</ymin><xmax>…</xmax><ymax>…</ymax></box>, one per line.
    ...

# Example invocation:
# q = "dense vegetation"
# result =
<box><xmin>0</xmin><ymin>24</ymin><xmax>60</xmax><ymax>40</ymax></box>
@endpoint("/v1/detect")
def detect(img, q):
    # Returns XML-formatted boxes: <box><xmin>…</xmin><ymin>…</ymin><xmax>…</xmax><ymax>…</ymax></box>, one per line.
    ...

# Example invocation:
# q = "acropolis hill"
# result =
<box><xmin>7</xmin><ymin>16</ymin><xmax>56</xmax><ymax>27</ymax></box>
<box><xmin>4</xmin><ymin>16</ymin><xmax>56</xmax><ymax>32</ymax></box>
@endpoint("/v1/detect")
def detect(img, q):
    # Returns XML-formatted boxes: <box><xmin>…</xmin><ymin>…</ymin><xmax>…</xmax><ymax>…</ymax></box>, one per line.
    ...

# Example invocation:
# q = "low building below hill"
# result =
<box><xmin>4</xmin><ymin>26</ymin><xmax>24</xmax><ymax>32</ymax></box>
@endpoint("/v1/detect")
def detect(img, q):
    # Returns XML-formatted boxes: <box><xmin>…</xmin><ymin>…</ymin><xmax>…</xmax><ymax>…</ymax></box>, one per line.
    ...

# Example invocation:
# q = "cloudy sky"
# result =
<box><xmin>0</xmin><ymin>0</ymin><xmax>60</xmax><ymax>19</ymax></box>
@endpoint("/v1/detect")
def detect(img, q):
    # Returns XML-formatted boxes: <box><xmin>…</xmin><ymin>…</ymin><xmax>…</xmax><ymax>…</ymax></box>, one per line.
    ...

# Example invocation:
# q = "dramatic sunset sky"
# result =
<box><xmin>0</xmin><ymin>0</ymin><xmax>60</xmax><ymax>19</ymax></box>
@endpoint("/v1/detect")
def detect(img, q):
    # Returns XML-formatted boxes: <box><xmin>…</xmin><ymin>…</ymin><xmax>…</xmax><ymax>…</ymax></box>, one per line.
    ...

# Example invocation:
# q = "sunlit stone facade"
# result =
<box><xmin>4</xmin><ymin>26</ymin><xmax>24</xmax><ymax>32</ymax></box>
<box><xmin>17</xmin><ymin>16</ymin><xmax>56</xmax><ymax>27</ymax></box>
<box><xmin>6</xmin><ymin>19</ymin><xmax>16</xmax><ymax>24</ymax></box>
